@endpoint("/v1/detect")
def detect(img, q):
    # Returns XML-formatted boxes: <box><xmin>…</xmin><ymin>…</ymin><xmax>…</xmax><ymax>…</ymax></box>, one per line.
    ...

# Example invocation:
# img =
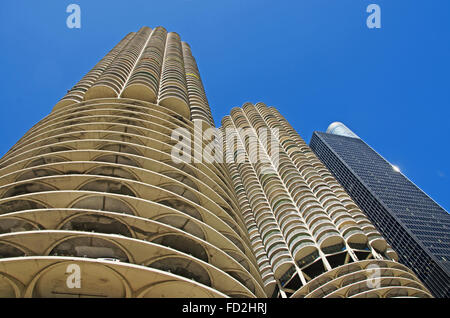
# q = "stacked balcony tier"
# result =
<box><xmin>182</xmin><ymin>42</ymin><xmax>214</xmax><ymax>127</ymax></box>
<box><xmin>53</xmin><ymin>32</ymin><xmax>135</xmax><ymax>111</ymax></box>
<box><xmin>84</xmin><ymin>27</ymin><xmax>153</xmax><ymax>100</ymax></box>
<box><xmin>0</xmin><ymin>98</ymin><xmax>266</xmax><ymax>298</ymax></box>
<box><xmin>156</xmin><ymin>32</ymin><xmax>190</xmax><ymax>119</ymax></box>
<box><xmin>121</xmin><ymin>27</ymin><xmax>167</xmax><ymax>103</ymax></box>
<box><xmin>55</xmin><ymin>26</ymin><xmax>212</xmax><ymax>125</ymax></box>
<box><xmin>220</xmin><ymin>102</ymin><xmax>431</xmax><ymax>298</ymax></box>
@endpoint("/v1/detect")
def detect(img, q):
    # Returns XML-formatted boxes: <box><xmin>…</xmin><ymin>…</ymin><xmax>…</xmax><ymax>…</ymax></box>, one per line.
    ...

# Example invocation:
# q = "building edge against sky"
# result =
<box><xmin>0</xmin><ymin>26</ymin><xmax>433</xmax><ymax>298</ymax></box>
<box><xmin>310</xmin><ymin>122</ymin><xmax>450</xmax><ymax>298</ymax></box>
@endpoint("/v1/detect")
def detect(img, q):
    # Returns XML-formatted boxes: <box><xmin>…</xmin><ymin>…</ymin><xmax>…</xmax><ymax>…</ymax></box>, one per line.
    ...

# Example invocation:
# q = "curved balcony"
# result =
<box><xmin>317</xmin><ymin>230</ymin><xmax>344</xmax><ymax>250</ymax></box>
<box><xmin>385</xmin><ymin>247</ymin><xmax>399</xmax><ymax>261</ymax></box>
<box><xmin>366</xmin><ymin>231</ymin><xmax>388</xmax><ymax>252</ymax></box>
<box><xmin>291</xmin><ymin>260</ymin><xmax>432</xmax><ymax>298</ymax></box>
<box><xmin>0</xmin><ymin>229</ymin><xmax>265</xmax><ymax>297</ymax></box>
<box><xmin>270</xmin><ymin>251</ymin><xmax>294</xmax><ymax>280</ymax></box>
<box><xmin>291</xmin><ymin>238</ymin><xmax>317</xmax><ymax>262</ymax></box>
<box><xmin>343</xmin><ymin>227</ymin><xmax>367</xmax><ymax>245</ymax></box>
<box><xmin>0</xmin><ymin>257</ymin><xmax>229</xmax><ymax>298</ymax></box>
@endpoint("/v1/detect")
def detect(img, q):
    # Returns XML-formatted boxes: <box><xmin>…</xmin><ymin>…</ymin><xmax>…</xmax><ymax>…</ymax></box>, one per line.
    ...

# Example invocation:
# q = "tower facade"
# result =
<box><xmin>310</xmin><ymin>122</ymin><xmax>450</xmax><ymax>298</ymax></box>
<box><xmin>0</xmin><ymin>26</ymin><xmax>432</xmax><ymax>298</ymax></box>
<box><xmin>222</xmin><ymin>105</ymin><xmax>430</xmax><ymax>298</ymax></box>
<box><xmin>0</xmin><ymin>26</ymin><xmax>263</xmax><ymax>298</ymax></box>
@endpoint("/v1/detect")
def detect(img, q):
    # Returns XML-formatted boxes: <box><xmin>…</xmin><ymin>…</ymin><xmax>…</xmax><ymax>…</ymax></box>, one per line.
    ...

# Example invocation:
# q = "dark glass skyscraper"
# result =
<box><xmin>310</xmin><ymin>122</ymin><xmax>450</xmax><ymax>298</ymax></box>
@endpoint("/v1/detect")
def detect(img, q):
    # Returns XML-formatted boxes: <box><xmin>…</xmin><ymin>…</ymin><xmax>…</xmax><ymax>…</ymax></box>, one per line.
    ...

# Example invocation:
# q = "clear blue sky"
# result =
<box><xmin>0</xmin><ymin>0</ymin><xmax>449</xmax><ymax>211</ymax></box>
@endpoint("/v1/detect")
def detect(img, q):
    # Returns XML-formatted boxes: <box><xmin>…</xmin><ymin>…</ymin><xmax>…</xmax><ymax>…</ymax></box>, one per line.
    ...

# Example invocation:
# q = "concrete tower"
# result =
<box><xmin>222</xmin><ymin>103</ymin><xmax>431</xmax><ymax>298</ymax></box>
<box><xmin>0</xmin><ymin>27</ymin><xmax>432</xmax><ymax>298</ymax></box>
<box><xmin>0</xmin><ymin>26</ymin><xmax>263</xmax><ymax>298</ymax></box>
